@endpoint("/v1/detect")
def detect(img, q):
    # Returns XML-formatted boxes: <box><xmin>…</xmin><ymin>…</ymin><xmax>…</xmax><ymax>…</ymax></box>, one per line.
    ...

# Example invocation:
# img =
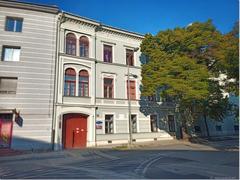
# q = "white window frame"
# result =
<box><xmin>102</xmin><ymin>73</ymin><xmax>116</xmax><ymax>99</ymax></box>
<box><xmin>125</xmin><ymin>48</ymin><xmax>136</xmax><ymax>66</ymax></box>
<box><xmin>131</xmin><ymin>113</ymin><xmax>138</xmax><ymax>133</ymax></box>
<box><xmin>2</xmin><ymin>46</ymin><xmax>21</xmax><ymax>62</ymax></box>
<box><xmin>102</xmin><ymin>42</ymin><xmax>115</xmax><ymax>63</ymax></box>
<box><xmin>104</xmin><ymin>113</ymin><xmax>115</xmax><ymax>134</ymax></box>
<box><xmin>150</xmin><ymin>114</ymin><xmax>158</xmax><ymax>132</ymax></box>
<box><xmin>124</xmin><ymin>75</ymin><xmax>138</xmax><ymax>100</ymax></box>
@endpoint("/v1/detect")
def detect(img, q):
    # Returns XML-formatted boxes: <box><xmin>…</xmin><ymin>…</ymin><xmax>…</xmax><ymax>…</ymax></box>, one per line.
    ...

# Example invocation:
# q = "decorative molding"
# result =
<box><xmin>63</xmin><ymin>13</ymin><xmax>144</xmax><ymax>41</ymax></box>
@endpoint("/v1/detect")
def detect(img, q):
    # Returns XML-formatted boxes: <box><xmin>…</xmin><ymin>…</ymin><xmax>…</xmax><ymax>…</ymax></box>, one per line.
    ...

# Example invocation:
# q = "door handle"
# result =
<box><xmin>72</xmin><ymin>130</ymin><xmax>75</xmax><ymax>147</ymax></box>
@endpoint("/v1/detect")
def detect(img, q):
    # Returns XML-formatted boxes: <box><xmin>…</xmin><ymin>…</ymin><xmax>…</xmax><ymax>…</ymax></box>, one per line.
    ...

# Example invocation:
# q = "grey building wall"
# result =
<box><xmin>0</xmin><ymin>3</ymin><xmax>58</xmax><ymax>149</ymax></box>
<box><xmin>191</xmin><ymin>95</ymin><xmax>239</xmax><ymax>137</ymax></box>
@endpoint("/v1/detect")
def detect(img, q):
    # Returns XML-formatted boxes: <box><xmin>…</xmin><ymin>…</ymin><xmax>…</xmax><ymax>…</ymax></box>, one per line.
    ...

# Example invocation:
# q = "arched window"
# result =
<box><xmin>64</xmin><ymin>68</ymin><xmax>76</xmax><ymax>96</ymax></box>
<box><xmin>79</xmin><ymin>70</ymin><xmax>89</xmax><ymax>97</ymax></box>
<box><xmin>79</xmin><ymin>36</ymin><xmax>89</xmax><ymax>58</ymax></box>
<box><xmin>66</xmin><ymin>33</ymin><xmax>76</xmax><ymax>55</ymax></box>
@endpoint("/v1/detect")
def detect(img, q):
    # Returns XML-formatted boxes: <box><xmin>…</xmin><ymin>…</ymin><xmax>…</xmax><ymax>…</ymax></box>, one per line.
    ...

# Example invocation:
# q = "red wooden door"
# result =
<box><xmin>63</xmin><ymin>114</ymin><xmax>87</xmax><ymax>149</ymax></box>
<box><xmin>0</xmin><ymin>118</ymin><xmax>13</xmax><ymax>148</ymax></box>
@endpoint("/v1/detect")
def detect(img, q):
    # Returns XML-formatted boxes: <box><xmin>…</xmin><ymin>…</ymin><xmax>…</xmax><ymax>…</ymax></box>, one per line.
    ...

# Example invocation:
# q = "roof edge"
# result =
<box><xmin>63</xmin><ymin>12</ymin><xmax>144</xmax><ymax>39</ymax></box>
<box><xmin>0</xmin><ymin>0</ymin><xmax>59</xmax><ymax>14</ymax></box>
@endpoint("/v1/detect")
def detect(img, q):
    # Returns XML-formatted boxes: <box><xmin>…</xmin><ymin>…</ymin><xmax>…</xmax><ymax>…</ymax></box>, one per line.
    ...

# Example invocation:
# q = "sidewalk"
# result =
<box><xmin>95</xmin><ymin>138</ymin><xmax>217</xmax><ymax>151</ymax></box>
<box><xmin>0</xmin><ymin>137</ymin><xmax>238</xmax><ymax>161</ymax></box>
<box><xmin>0</xmin><ymin>148</ymin><xmax>25</xmax><ymax>157</ymax></box>
<box><xmin>189</xmin><ymin>135</ymin><xmax>239</xmax><ymax>144</ymax></box>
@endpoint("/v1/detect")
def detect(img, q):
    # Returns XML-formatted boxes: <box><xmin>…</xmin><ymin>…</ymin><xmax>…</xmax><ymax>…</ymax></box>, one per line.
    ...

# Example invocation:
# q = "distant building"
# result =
<box><xmin>191</xmin><ymin>95</ymin><xmax>239</xmax><ymax>137</ymax></box>
<box><xmin>0</xmin><ymin>0</ymin><xmax>59</xmax><ymax>149</ymax></box>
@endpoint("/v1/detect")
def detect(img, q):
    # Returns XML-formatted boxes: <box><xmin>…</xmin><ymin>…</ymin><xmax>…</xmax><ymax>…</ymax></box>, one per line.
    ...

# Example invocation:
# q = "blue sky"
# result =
<box><xmin>20</xmin><ymin>0</ymin><xmax>238</xmax><ymax>35</ymax></box>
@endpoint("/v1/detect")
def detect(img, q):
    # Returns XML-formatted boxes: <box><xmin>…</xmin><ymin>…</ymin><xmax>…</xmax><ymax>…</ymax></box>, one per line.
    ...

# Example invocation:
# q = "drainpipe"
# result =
<box><xmin>94</xmin><ymin>24</ymin><xmax>103</xmax><ymax>147</ymax></box>
<box><xmin>51</xmin><ymin>11</ymin><xmax>64</xmax><ymax>150</ymax></box>
<box><xmin>94</xmin><ymin>30</ymin><xmax>97</xmax><ymax>147</ymax></box>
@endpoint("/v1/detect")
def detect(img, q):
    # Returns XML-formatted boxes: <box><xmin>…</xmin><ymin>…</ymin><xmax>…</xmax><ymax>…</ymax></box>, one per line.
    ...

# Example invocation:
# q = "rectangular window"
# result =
<box><xmin>168</xmin><ymin>115</ymin><xmax>175</xmax><ymax>132</ymax></box>
<box><xmin>131</xmin><ymin>115</ymin><xmax>137</xmax><ymax>133</ymax></box>
<box><xmin>234</xmin><ymin>125</ymin><xmax>239</xmax><ymax>132</ymax></box>
<box><xmin>148</xmin><ymin>95</ymin><xmax>157</xmax><ymax>102</ymax></box>
<box><xmin>2</xmin><ymin>46</ymin><xmax>21</xmax><ymax>61</ymax></box>
<box><xmin>127</xmin><ymin>80</ymin><xmax>136</xmax><ymax>100</ymax></box>
<box><xmin>0</xmin><ymin>77</ymin><xmax>18</xmax><ymax>94</ymax></box>
<box><xmin>103</xmin><ymin>45</ymin><xmax>112</xmax><ymax>63</ymax></box>
<box><xmin>126</xmin><ymin>49</ymin><xmax>134</xmax><ymax>66</ymax></box>
<box><xmin>194</xmin><ymin>126</ymin><xmax>201</xmax><ymax>133</ymax></box>
<box><xmin>105</xmin><ymin>115</ymin><xmax>113</xmax><ymax>134</ymax></box>
<box><xmin>5</xmin><ymin>17</ymin><xmax>23</xmax><ymax>32</ymax></box>
<box><xmin>150</xmin><ymin>115</ymin><xmax>158</xmax><ymax>132</ymax></box>
<box><xmin>104</xmin><ymin>78</ymin><xmax>113</xmax><ymax>98</ymax></box>
<box><xmin>216</xmin><ymin>125</ymin><xmax>222</xmax><ymax>131</ymax></box>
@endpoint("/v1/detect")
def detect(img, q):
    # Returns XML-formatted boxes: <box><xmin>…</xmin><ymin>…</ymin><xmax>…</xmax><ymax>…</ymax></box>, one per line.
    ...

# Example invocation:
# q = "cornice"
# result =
<box><xmin>63</xmin><ymin>12</ymin><xmax>144</xmax><ymax>41</ymax></box>
<box><xmin>0</xmin><ymin>0</ymin><xmax>59</xmax><ymax>14</ymax></box>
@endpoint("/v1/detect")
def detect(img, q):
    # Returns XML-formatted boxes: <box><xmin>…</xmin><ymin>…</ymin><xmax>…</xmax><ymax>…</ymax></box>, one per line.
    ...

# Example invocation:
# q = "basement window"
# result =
<box><xmin>216</xmin><ymin>125</ymin><xmax>222</xmax><ymax>131</ymax></box>
<box><xmin>194</xmin><ymin>126</ymin><xmax>201</xmax><ymax>133</ymax></box>
<box><xmin>0</xmin><ymin>77</ymin><xmax>17</xmax><ymax>94</ymax></box>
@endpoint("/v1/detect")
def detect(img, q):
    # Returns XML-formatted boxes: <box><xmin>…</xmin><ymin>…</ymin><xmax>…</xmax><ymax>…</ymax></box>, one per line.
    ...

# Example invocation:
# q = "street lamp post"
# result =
<box><xmin>128</xmin><ymin>47</ymin><xmax>139</xmax><ymax>146</ymax></box>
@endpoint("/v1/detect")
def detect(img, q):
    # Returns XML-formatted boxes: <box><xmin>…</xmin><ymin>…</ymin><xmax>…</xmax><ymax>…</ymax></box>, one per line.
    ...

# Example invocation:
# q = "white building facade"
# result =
<box><xmin>53</xmin><ymin>13</ymin><xmax>173</xmax><ymax>149</ymax></box>
<box><xmin>0</xmin><ymin>1</ymin><xmax>59</xmax><ymax>149</ymax></box>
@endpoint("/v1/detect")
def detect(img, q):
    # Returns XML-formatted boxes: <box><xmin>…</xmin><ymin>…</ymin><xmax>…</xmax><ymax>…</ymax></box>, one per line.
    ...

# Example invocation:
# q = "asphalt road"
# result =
<box><xmin>0</xmin><ymin>139</ymin><xmax>239</xmax><ymax>179</ymax></box>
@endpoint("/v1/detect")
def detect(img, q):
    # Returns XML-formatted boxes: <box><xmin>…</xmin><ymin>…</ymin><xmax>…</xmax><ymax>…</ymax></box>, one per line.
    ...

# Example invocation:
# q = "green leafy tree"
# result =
<box><xmin>196</xmin><ymin>81</ymin><xmax>230</xmax><ymax>137</ymax></box>
<box><xmin>141</xmin><ymin>20</ymin><xmax>237</xmax><ymax>136</ymax></box>
<box><xmin>220</xmin><ymin>21</ymin><xmax>239</xmax><ymax>95</ymax></box>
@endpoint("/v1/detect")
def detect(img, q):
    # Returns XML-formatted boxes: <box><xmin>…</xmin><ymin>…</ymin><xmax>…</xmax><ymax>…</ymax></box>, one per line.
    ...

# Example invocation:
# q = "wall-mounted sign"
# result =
<box><xmin>96</xmin><ymin>120</ymin><xmax>103</xmax><ymax>129</ymax></box>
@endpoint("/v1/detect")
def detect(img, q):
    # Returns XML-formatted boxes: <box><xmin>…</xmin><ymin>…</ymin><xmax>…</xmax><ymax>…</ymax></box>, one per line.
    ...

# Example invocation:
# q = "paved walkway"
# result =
<box><xmin>0</xmin><ymin>148</ymin><xmax>24</xmax><ymax>157</ymax></box>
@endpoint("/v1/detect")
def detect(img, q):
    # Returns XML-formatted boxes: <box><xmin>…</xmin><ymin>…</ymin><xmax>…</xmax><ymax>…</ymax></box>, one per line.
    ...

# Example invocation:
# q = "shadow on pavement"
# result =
<box><xmin>188</xmin><ymin>135</ymin><xmax>239</xmax><ymax>151</ymax></box>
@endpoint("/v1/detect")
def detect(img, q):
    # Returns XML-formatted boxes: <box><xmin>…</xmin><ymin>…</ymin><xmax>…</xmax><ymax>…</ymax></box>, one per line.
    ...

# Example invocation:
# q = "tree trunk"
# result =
<box><xmin>181</xmin><ymin>116</ymin><xmax>190</xmax><ymax>140</ymax></box>
<box><xmin>203</xmin><ymin>114</ymin><xmax>210</xmax><ymax>137</ymax></box>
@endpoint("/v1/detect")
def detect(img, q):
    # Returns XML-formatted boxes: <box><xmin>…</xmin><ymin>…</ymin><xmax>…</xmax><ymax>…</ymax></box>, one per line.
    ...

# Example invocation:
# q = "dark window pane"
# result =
<box><xmin>79</xmin><ymin>70</ymin><xmax>89</xmax><ymax>97</ymax></box>
<box><xmin>6</xmin><ymin>18</ymin><xmax>14</xmax><ymax>31</ymax></box>
<box><xmin>104</xmin><ymin>78</ymin><xmax>113</xmax><ymax>98</ymax></box>
<box><xmin>126</xmin><ymin>49</ymin><xmax>134</xmax><ymax>66</ymax></box>
<box><xmin>15</xmin><ymin>20</ymin><xmax>23</xmax><ymax>32</ymax></box>
<box><xmin>104</xmin><ymin>45</ymin><xmax>112</xmax><ymax>63</ymax></box>
<box><xmin>234</xmin><ymin>125</ymin><xmax>239</xmax><ymax>132</ymax></box>
<box><xmin>150</xmin><ymin>115</ymin><xmax>157</xmax><ymax>132</ymax></box>
<box><xmin>131</xmin><ymin>115</ymin><xmax>137</xmax><ymax>133</ymax></box>
<box><xmin>194</xmin><ymin>126</ymin><xmax>201</xmax><ymax>133</ymax></box>
<box><xmin>105</xmin><ymin>115</ymin><xmax>113</xmax><ymax>134</ymax></box>
<box><xmin>168</xmin><ymin>115</ymin><xmax>175</xmax><ymax>132</ymax></box>
<box><xmin>64</xmin><ymin>68</ymin><xmax>76</xmax><ymax>96</ymax></box>
<box><xmin>66</xmin><ymin>33</ymin><xmax>76</xmax><ymax>55</ymax></box>
<box><xmin>6</xmin><ymin>17</ymin><xmax>23</xmax><ymax>32</ymax></box>
<box><xmin>79</xmin><ymin>36</ymin><xmax>89</xmax><ymax>57</ymax></box>
<box><xmin>216</xmin><ymin>125</ymin><xmax>222</xmax><ymax>131</ymax></box>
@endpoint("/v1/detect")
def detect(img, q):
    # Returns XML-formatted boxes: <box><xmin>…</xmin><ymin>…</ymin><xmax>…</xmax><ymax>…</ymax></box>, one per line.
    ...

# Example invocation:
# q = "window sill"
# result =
<box><xmin>5</xmin><ymin>30</ymin><xmax>22</xmax><ymax>33</ymax></box>
<box><xmin>63</xmin><ymin>95</ymin><xmax>91</xmax><ymax>98</ymax></box>
<box><xmin>0</xmin><ymin>91</ymin><xmax>16</xmax><ymax>94</ymax></box>
<box><xmin>103</xmin><ymin>97</ymin><xmax>116</xmax><ymax>100</ymax></box>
